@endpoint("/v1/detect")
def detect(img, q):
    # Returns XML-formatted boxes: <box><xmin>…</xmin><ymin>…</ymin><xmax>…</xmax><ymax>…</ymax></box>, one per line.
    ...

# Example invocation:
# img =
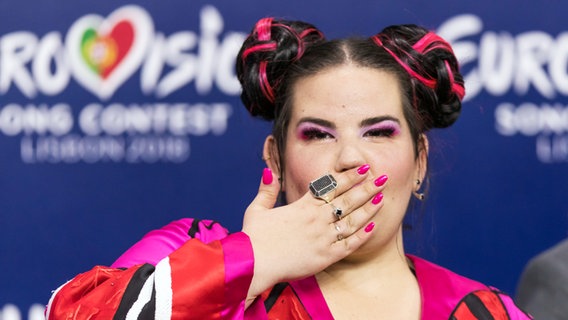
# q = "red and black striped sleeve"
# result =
<box><xmin>450</xmin><ymin>289</ymin><xmax>533</xmax><ymax>320</ymax></box>
<box><xmin>46</xmin><ymin>232</ymin><xmax>254</xmax><ymax>320</ymax></box>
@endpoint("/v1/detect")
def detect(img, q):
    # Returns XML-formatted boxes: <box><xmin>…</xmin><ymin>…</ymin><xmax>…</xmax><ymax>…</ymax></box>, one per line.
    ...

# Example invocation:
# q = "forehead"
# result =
<box><xmin>290</xmin><ymin>64</ymin><xmax>403</xmax><ymax>120</ymax></box>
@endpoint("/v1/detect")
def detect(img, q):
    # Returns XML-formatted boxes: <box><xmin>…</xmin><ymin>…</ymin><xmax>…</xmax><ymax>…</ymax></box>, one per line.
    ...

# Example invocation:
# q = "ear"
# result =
<box><xmin>416</xmin><ymin>133</ymin><xmax>429</xmax><ymax>184</ymax></box>
<box><xmin>263</xmin><ymin>135</ymin><xmax>282</xmax><ymax>181</ymax></box>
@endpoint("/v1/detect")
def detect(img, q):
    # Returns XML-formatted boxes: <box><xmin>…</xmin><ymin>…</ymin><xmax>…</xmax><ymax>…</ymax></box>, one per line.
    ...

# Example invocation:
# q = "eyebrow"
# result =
<box><xmin>360</xmin><ymin>116</ymin><xmax>401</xmax><ymax>127</ymax></box>
<box><xmin>297</xmin><ymin>117</ymin><xmax>336</xmax><ymax>129</ymax></box>
<box><xmin>297</xmin><ymin>115</ymin><xmax>401</xmax><ymax>129</ymax></box>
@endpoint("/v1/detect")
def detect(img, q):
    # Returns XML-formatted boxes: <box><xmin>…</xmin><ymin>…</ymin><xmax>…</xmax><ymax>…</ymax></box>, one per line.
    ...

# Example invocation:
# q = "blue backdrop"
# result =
<box><xmin>1</xmin><ymin>1</ymin><xmax>567</xmax><ymax>319</ymax></box>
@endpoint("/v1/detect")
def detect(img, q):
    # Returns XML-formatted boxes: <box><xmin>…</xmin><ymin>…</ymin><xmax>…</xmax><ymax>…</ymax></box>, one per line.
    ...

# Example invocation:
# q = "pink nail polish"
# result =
<box><xmin>357</xmin><ymin>164</ymin><xmax>370</xmax><ymax>175</ymax></box>
<box><xmin>262</xmin><ymin>168</ymin><xmax>273</xmax><ymax>185</ymax></box>
<box><xmin>372</xmin><ymin>192</ymin><xmax>383</xmax><ymax>205</ymax></box>
<box><xmin>365</xmin><ymin>222</ymin><xmax>375</xmax><ymax>233</ymax></box>
<box><xmin>374</xmin><ymin>175</ymin><xmax>388</xmax><ymax>187</ymax></box>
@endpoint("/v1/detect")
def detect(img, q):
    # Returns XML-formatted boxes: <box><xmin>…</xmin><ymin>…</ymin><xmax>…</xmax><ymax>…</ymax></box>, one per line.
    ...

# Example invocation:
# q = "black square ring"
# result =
<box><xmin>309</xmin><ymin>174</ymin><xmax>338</xmax><ymax>203</ymax></box>
<box><xmin>328</xmin><ymin>202</ymin><xmax>343</xmax><ymax>220</ymax></box>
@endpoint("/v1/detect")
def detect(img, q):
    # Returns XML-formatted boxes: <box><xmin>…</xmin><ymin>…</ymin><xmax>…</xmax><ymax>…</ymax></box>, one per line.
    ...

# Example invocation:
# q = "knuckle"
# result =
<box><xmin>333</xmin><ymin>221</ymin><xmax>342</xmax><ymax>234</ymax></box>
<box><xmin>364</xmin><ymin>180</ymin><xmax>378</xmax><ymax>195</ymax></box>
<box><xmin>343</xmin><ymin>215</ymin><xmax>354</xmax><ymax>232</ymax></box>
<box><xmin>341</xmin><ymin>170</ymin><xmax>363</xmax><ymax>190</ymax></box>
<box><xmin>343</xmin><ymin>237</ymin><xmax>354</xmax><ymax>250</ymax></box>
<box><xmin>341</xmin><ymin>196</ymin><xmax>354</xmax><ymax>211</ymax></box>
<box><xmin>363</xmin><ymin>203</ymin><xmax>378</xmax><ymax>217</ymax></box>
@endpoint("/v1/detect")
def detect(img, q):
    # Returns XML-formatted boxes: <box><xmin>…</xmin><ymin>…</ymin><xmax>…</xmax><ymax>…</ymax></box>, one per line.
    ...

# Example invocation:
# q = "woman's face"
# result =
<box><xmin>267</xmin><ymin>64</ymin><xmax>426</xmax><ymax>250</ymax></box>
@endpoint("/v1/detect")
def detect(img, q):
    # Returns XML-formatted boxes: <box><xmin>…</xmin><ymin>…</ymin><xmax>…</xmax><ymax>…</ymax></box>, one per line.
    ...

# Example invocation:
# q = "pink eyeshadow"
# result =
<box><xmin>297</xmin><ymin>122</ymin><xmax>336</xmax><ymax>140</ymax></box>
<box><xmin>360</xmin><ymin>120</ymin><xmax>401</xmax><ymax>136</ymax></box>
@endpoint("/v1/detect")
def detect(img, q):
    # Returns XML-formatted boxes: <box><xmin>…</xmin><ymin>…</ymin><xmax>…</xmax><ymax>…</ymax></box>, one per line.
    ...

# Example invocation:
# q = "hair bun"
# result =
<box><xmin>374</xmin><ymin>24</ymin><xmax>464</xmax><ymax>129</ymax></box>
<box><xmin>237</xmin><ymin>18</ymin><xmax>324</xmax><ymax>120</ymax></box>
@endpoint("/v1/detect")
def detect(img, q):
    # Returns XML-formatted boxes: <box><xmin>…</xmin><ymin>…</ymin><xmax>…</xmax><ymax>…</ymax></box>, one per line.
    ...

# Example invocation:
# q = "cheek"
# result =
<box><xmin>283</xmin><ymin>154</ymin><xmax>312</xmax><ymax>202</ymax></box>
<box><xmin>373</xmin><ymin>150</ymin><xmax>417</xmax><ymax>195</ymax></box>
<box><xmin>282</xmin><ymin>146</ymin><xmax>330</xmax><ymax>203</ymax></box>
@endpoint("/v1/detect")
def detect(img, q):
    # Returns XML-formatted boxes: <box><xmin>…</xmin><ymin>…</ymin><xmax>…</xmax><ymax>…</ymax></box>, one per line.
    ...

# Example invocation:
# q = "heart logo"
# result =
<box><xmin>66</xmin><ymin>5</ymin><xmax>153</xmax><ymax>100</ymax></box>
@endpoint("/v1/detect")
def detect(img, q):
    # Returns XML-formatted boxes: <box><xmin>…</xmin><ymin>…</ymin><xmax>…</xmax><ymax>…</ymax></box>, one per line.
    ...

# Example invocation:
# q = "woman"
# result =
<box><xmin>46</xmin><ymin>18</ymin><xmax>531</xmax><ymax>319</ymax></box>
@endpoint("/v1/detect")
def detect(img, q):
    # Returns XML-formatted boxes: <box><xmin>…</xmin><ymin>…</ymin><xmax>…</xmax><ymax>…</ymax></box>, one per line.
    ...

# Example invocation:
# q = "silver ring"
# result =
<box><xmin>309</xmin><ymin>174</ymin><xmax>338</xmax><ymax>203</ymax></box>
<box><xmin>328</xmin><ymin>202</ymin><xmax>343</xmax><ymax>220</ymax></box>
<box><xmin>334</xmin><ymin>223</ymin><xmax>343</xmax><ymax>241</ymax></box>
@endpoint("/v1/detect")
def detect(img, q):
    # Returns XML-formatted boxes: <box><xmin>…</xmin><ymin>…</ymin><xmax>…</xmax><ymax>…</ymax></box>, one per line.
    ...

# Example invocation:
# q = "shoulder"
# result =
<box><xmin>408</xmin><ymin>255</ymin><xmax>532</xmax><ymax>319</ymax></box>
<box><xmin>521</xmin><ymin>238</ymin><xmax>568</xmax><ymax>280</ymax></box>
<box><xmin>451</xmin><ymin>289</ymin><xmax>532</xmax><ymax>319</ymax></box>
<box><xmin>112</xmin><ymin>218</ymin><xmax>230</xmax><ymax>268</ymax></box>
<box><xmin>516</xmin><ymin>239</ymin><xmax>568</xmax><ymax>318</ymax></box>
<box><xmin>408</xmin><ymin>254</ymin><xmax>488</xmax><ymax>296</ymax></box>
<box><xmin>176</xmin><ymin>218</ymin><xmax>230</xmax><ymax>243</ymax></box>
<box><xmin>139</xmin><ymin>217</ymin><xmax>230</xmax><ymax>244</ymax></box>
<box><xmin>517</xmin><ymin>239</ymin><xmax>568</xmax><ymax>295</ymax></box>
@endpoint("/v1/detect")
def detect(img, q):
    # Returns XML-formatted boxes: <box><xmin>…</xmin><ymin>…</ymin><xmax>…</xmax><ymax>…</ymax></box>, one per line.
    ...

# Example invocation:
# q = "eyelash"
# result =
<box><xmin>363</xmin><ymin>126</ymin><xmax>398</xmax><ymax>138</ymax></box>
<box><xmin>299</xmin><ymin>124</ymin><xmax>399</xmax><ymax>141</ymax></box>
<box><xmin>300</xmin><ymin>128</ymin><xmax>334</xmax><ymax>141</ymax></box>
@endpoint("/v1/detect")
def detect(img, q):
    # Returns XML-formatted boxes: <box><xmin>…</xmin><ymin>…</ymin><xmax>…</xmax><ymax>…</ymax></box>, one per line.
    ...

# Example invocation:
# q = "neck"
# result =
<box><xmin>314</xmin><ymin>228</ymin><xmax>421</xmax><ymax>319</ymax></box>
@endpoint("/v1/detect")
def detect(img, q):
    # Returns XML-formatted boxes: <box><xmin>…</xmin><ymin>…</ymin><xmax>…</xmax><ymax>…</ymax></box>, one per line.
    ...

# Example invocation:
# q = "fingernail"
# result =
<box><xmin>262</xmin><ymin>168</ymin><xmax>273</xmax><ymax>185</ymax></box>
<box><xmin>357</xmin><ymin>164</ymin><xmax>370</xmax><ymax>175</ymax></box>
<box><xmin>374</xmin><ymin>175</ymin><xmax>388</xmax><ymax>187</ymax></box>
<box><xmin>372</xmin><ymin>192</ymin><xmax>383</xmax><ymax>205</ymax></box>
<box><xmin>365</xmin><ymin>222</ymin><xmax>375</xmax><ymax>233</ymax></box>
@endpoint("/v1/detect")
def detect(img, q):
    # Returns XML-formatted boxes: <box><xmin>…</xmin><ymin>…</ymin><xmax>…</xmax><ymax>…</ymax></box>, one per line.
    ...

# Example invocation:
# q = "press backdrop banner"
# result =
<box><xmin>1</xmin><ymin>1</ymin><xmax>567</xmax><ymax>319</ymax></box>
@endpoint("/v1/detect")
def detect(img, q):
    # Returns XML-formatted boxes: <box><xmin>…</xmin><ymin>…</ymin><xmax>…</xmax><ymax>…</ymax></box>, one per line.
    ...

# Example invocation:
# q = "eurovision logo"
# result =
<box><xmin>0</xmin><ymin>5</ymin><xmax>242</xmax><ymax>101</ymax></box>
<box><xmin>0</xmin><ymin>5</ymin><xmax>242</xmax><ymax>163</ymax></box>
<box><xmin>66</xmin><ymin>5</ymin><xmax>154</xmax><ymax>100</ymax></box>
<box><xmin>438</xmin><ymin>14</ymin><xmax>568</xmax><ymax>163</ymax></box>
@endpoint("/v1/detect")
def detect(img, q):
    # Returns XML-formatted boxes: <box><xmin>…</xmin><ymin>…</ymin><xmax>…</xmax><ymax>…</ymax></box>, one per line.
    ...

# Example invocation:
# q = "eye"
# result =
<box><xmin>361</xmin><ymin>120</ymin><xmax>401</xmax><ymax>138</ymax></box>
<box><xmin>363</xmin><ymin>127</ymin><xmax>397</xmax><ymax>138</ymax></box>
<box><xmin>300</xmin><ymin>128</ymin><xmax>334</xmax><ymax>141</ymax></box>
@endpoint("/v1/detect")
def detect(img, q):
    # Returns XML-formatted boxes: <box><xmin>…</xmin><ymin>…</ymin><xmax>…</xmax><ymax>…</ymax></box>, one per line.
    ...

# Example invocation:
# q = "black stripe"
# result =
<box><xmin>464</xmin><ymin>293</ymin><xmax>495</xmax><ymax>320</ymax></box>
<box><xmin>264</xmin><ymin>282</ymin><xmax>289</xmax><ymax>312</ymax></box>
<box><xmin>113</xmin><ymin>263</ymin><xmax>156</xmax><ymax>320</ymax></box>
<box><xmin>188</xmin><ymin>219</ymin><xmax>220</xmax><ymax>238</ymax></box>
<box><xmin>137</xmin><ymin>285</ymin><xmax>156</xmax><ymax>320</ymax></box>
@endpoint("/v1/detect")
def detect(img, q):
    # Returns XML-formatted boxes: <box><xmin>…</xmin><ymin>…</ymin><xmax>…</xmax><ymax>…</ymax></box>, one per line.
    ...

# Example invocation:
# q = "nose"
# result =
<box><xmin>334</xmin><ymin>140</ymin><xmax>367</xmax><ymax>173</ymax></box>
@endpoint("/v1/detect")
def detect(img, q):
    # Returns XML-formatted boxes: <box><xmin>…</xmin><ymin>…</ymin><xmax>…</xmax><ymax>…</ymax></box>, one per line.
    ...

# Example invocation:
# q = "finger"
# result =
<box><xmin>332</xmin><ymin>192</ymin><xmax>384</xmax><ymax>239</ymax></box>
<box><xmin>332</xmin><ymin>164</ymin><xmax>374</xmax><ymax>196</ymax></box>
<box><xmin>331</xmin><ymin>221</ymin><xmax>345</xmax><ymax>242</ymax></box>
<box><xmin>330</xmin><ymin>221</ymin><xmax>376</xmax><ymax>255</ymax></box>
<box><xmin>305</xmin><ymin>164</ymin><xmax>372</xmax><ymax>205</ymax></box>
<box><xmin>249</xmin><ymin>168</ymin><xmax>281</xmax><ymax>210</ymax></box>
<box><xmin>332</xmin><ymin>174</ymin><xmax>388</xmax><ymax>217</ymax></box>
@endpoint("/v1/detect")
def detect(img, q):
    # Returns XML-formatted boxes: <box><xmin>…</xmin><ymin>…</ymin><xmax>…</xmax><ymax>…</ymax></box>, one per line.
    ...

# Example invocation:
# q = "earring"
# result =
<box><xmin>413</xmin><ymin>179</ymin><xmax>425</xmax><ymax>200</ymax></box>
